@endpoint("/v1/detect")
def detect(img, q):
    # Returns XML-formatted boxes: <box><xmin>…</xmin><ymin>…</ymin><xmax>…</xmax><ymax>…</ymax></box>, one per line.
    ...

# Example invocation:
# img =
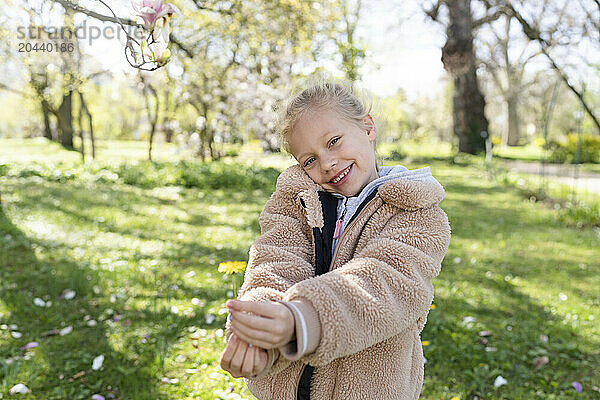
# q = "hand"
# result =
<box><xmin>220</xmin><ymin>334</ymin><xmax>269</xmax><ymax>378</ymax></box>
<box><xmin>226</xmin><ymin>300</ymin><xmax>295</xmax><ymax>350</ymax></box>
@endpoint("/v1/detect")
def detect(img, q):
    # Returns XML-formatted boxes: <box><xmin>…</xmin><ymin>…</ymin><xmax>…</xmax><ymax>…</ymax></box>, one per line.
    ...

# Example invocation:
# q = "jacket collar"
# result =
<box><xmin>276</xmin><ymin>164</ymin><xmax>445</xmax><ymax>213</ymax></box>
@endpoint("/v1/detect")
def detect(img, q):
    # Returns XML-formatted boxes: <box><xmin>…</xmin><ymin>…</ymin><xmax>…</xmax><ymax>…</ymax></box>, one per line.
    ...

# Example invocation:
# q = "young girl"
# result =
<box><xmin>220</xmin><ymin>82</ymin><xmax>451</xmax><ymax>400</ymax></box>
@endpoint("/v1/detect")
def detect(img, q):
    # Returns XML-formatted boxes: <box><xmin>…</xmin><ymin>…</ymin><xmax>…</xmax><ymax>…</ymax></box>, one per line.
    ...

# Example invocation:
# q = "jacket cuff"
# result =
<box><xmin>276</xmin><ymin>299</ymin><xmax>321</xmax><ymax>361</ymax></box>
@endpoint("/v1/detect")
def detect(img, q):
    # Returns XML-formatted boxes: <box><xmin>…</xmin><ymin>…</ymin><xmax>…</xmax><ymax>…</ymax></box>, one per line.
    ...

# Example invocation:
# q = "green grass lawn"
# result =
<box><xmin>0</xmin><ymin>139</ymin><xmax>599</xmax><ymax>399</ymax></box>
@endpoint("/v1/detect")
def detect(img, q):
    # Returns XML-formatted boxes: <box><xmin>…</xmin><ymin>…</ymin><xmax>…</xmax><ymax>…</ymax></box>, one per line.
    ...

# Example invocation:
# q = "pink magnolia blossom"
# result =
<box><xmin>131</xmin><ymin>0</ymin><xmax>181</xmax><ymax>30</ymax></box>
<box><xmin>141</xmin><ymin>40</ymin><xmax>171</xmax><ymax>65</ymax></box>
<box><xmin>152</xmin><ymin>17</ymin><xmax>171</xmax><ymax>44</ymax></box>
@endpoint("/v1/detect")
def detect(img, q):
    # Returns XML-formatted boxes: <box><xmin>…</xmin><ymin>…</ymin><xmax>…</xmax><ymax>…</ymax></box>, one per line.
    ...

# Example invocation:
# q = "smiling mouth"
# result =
<box><xmin>330</xmin><ymin>164</ymin><xmax>352</xmax><ymax>184</ymax></box>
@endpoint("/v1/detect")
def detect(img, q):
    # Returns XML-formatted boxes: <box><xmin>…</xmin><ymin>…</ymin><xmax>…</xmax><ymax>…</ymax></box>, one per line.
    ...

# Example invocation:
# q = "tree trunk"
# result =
<box><xmin>441</xmin><ymin>0</ymin><xmax>488</xmax><ymax>154</ymax></box>
<box><xmin>77</xmin><ymin>94</ymin><xmax>85</xmax><ymax>162</ymax></box>
<box><xmin>163</xmin><ymin>116</ymin><xmax>173</xmax><ymax>143</ymax></box>
<box><xmin>79</xmin><ymin>91</ymin><xmax>95</xmax><ymax>159</ymax></box>
<box><xmin>31</xmin><ymin>72</ymin><xmax>57</xmax><ymax>142</ymax></box>
<box><xmin>208</xmin><ymin>129</ymin><xmax>218</xmax><ymax>160</ymax></box>
<box><xmin>57</xmin><ymin>90</ymin><xmax>74</xmax><ymax>149</ymax></box>
<box><xmin>506</xmin><ymin>95</ymin><xmax>520</xmax><ymax>146</ymax></box>
<box><xmin>146</xmin><ymin>88</ymin><xmax>159</xmax><ymax>162</ymax></box>
<box><xmin>41</xmin><ymin>103</ymin><xmax>53</xmax><ymax>140</ymax></box>
<box><xmin>148</xmin><ymin>122</ymin><xmax>156</xmax><ymax>161</ymax></box>
<box><xmin>163</xmin><ymin>88</ymin><xmax>173</xmax><ymax>143</ymax></box>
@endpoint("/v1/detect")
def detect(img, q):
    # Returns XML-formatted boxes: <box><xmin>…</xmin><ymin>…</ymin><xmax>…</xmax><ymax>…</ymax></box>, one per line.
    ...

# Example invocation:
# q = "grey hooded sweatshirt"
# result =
<box><xmin>330</xmin><ymin>164</ymin><xmax>438</xmax><ymax>257</ymax></box>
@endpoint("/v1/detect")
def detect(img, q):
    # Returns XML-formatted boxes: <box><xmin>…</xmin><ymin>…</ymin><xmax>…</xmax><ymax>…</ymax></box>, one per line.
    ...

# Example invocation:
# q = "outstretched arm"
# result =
<box><xmin>224</xmin><ymin>188</ymin><xmax>315</xmax><ymax>379</ymax></box>
<box><xmin>278</xmin><ymin>205</ymin><xmax>451</xmax><ymax>366</ymax></box>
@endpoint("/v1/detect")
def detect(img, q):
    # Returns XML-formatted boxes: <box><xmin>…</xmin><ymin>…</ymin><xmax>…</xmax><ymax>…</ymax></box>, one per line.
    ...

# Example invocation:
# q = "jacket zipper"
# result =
<box><xmin>329</xmin><ymin>195</ymin><xmax>378</xmax><ymax>270</ymax></box>
<box><xmin>295</xmin><ymin>364</ymin><xmax>306</xmax><ymax>399</ymax></box>
<box><xmin>326</xmin><ymin>196</ymin><xmax>378</xmax><ymax>398</ymax></box>
<box><xmin>293</xmin><ymin>193</ymin><xmax>377</xmax><ymax>399</ymax></box>
<box><xmin>332</xmin><ymin>197</ymin><xmax>348</xmax><ymax>239</ymax></box>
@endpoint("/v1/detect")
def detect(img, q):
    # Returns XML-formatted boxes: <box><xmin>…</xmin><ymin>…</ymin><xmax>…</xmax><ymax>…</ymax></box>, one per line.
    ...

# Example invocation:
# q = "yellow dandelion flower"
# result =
<box><xmin>218</xmin><ymin>261</ymin><xmax>247</xmax><ymax>275</ymax></box>
<box><xmin>422</xmin><ymin>340</ymin><xmax>430</xmax><ymax>346</ymax></box>
<box><xmin>451</xmin><ymin>397</ymin><xmax>461</xmax><ymax>400</ymax></box>
<box><xmin>430</xmin><ymin>304</ymin><xmax>436</xmax><ymax>310</ymax></box>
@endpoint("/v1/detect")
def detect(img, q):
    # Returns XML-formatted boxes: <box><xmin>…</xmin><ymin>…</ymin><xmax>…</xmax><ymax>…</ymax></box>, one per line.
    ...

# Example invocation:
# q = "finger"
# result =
<box><xmin>231</xmin><ymin>314</ymin><xmax>280</xmax><ymax>342</ymax></box>
<box><xmin>231</xmin><ymin>323</ymin><xmax>275</xmax><ymax>349</ymax></box>
<box><xmin>230</xmin><ymin>309</ymin><xmax>276</xmax><ymax>333</ymax></box>
<box><xmin>252</xmin><ymin>344</ymin><xmax>261</xmax><ymax>376</ymax></box>
<box><xmin>241</xmin><ymin>344</ymin><xmax>256</xmax><ymax>377</ymax></box>
<box><xmin>221</xmin><ymin>335</ymin><xmax>240</xmax><ymax>372</ymax></box>
<box><xmin>230</xmin><ymin>338</ymin><xmax>248</xmax><ymax>376</ymax></box>
<box><xmin>226</xmin><ymin>300</ymin><xmax>282</xmax><ymax>319</ymax></box>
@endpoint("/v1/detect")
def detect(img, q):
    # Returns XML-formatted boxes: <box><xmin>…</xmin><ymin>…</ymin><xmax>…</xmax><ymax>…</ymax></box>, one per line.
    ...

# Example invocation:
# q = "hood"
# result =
<box><xmin>275</xmin><ymin>164</ymin><xmax>445</xmax><ymax>213</ymax></box>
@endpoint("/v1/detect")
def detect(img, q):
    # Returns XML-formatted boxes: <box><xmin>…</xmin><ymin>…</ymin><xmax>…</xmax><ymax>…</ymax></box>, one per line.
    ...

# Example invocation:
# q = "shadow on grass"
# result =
<box><xmin>0</xmin><ymin>205</ymin><xmax>170</xmax><ymax>399</ymax></box>
<box><xmin>13</xmin><ymin>181</ymin><xmax>264</xmax><ymax>242</ymax></box>
<box><xmin>0</xmin><ymin>178</ymin><xmax>271</xmax><ymax>399</ymax></box>
<box><xmin>421</xmin><ymin>276</ymin><xmax>600</xmax><ymax>399</ymax></box>
<box><xmin>420</xmin><ymin>168</ymin><xmax>600</xmax><ymax>398</ymax></box>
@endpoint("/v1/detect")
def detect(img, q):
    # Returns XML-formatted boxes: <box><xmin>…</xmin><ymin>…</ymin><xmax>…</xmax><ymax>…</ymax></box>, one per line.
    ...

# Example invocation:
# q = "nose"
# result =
<box><xmin>321</xmin><ymin>156</ymin><xmax>337</xmax><ymax>174</ymax></box>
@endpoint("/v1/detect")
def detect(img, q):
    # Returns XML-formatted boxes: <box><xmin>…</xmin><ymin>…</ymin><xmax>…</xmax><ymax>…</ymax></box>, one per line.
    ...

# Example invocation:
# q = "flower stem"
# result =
<box><xmin>233</xmin><ymin>275</ymin><xmax>237</xmax><ymax>299</ymax></box>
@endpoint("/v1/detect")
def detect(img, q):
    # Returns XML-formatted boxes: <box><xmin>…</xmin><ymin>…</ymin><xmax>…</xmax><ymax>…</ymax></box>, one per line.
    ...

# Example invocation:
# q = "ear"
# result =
<box><xmin>363</xmin><ymin>114</ymin><xmax>376</xmax><ymax>142</ymax></box>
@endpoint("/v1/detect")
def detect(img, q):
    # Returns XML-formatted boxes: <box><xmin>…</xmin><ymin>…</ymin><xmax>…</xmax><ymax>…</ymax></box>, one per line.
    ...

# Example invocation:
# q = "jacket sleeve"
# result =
<box><xmin>279</xmin><ymin>204</ymin><xmax>451</xmax><ymax>367</ymax></box>
<box><xmin>224</xmin><ymin>188</ymin><xmax>316</xmax><ymax>379</ymax></box>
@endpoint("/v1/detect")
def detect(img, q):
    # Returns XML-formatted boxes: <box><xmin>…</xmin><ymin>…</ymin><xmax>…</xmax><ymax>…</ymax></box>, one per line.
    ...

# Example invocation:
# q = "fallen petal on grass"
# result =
<box><xmin>59</xmin><ymin>326</ymin><xmax>73</xmax><ymax>336</ymax></box>
<box><xmin>572</xmin><ymin>381</ymin><xmax>582</xmax><ymax>393</ymax></box>
<box><xmin>20</xmin><ymin>342</ymin><xmax>38</xmax><ymax>351</ymax></box>
<box><xmin>9</xmin><ymin>383</ymin><xmax>30</xmax><ymax>394</ymax></box>
<box><xmin>559</xmin><ymin>293</ymin><xmax>567</xmax><ymax>301</ymax></box>
<box><xmin>494</xmin><ymin>375</ymin><xmax>507</xmax><ymax>387</ymax></box>
<box><xmin>533</xmin><ymin>356</ymin><xmax>549</xmax><ymax>368</ymax></box>
<box><xmin>33</xmin><ymin>298</ymin><xmax>46</xmax><ymax>307</ymax></box>
<box><xmin>92</xmin><ymin>355</ymin><xmax>104</xmax><ymax>370</ymax></box>
<box><xmin>191</xmin><ymin>297</ymin><xmax>203</xmax><ymax>306</ymax></box>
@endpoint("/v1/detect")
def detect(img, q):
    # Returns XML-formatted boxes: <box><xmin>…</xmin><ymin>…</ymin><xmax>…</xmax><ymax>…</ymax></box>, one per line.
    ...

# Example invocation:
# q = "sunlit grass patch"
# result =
<box><xmin>0</xmin><ymin>143</ymin><xmax>598</xmax><ymax>399</ymax></box>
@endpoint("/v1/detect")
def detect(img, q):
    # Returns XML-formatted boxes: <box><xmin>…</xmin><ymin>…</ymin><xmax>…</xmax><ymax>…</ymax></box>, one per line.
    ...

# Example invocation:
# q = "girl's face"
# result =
<box><xmin>288</xmin><ymin>108</ymin><xmax>379</xmax><ymax>197</ymax></box>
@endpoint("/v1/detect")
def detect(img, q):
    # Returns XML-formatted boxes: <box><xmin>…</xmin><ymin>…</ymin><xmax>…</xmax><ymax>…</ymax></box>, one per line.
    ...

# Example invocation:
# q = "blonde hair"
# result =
<box><xmin>276</xmin><ymin>81</ymin><xmax>381</xmax><ymax>172</ymax></box>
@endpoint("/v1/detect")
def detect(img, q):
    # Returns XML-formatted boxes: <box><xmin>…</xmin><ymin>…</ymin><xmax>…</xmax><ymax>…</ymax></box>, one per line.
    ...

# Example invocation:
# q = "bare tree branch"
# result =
<box><xmin>473</xmin><ymin>9</ymin><xmax>504</xmax><ymax>28</ymax></box>
<box><xmin>50</xmin><ymin>0</ymin><xmax>195</xmax><ymax>58</ymax></box>
<box><xmin>52</xmin><ymin>0</ymin><xmax>141</xmax><ymax>27</ymax></box>
<box><xmin>170</xmin><ymin>35</ymin><xmax>194</xmax><ymax>58</ymax></box>
<box><xmin>423</xmin><ymin>0</ymin><xmax>444</xmax><ymax>22</ymax></box>
<box><xmin>503</xmin><ymin>0</ymin><xmax>600</xmax><ymax>132</ymax></box>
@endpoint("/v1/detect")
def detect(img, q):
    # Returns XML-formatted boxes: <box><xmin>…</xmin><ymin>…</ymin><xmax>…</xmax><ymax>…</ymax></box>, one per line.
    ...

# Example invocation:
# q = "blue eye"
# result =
<box><xmin>304</xmin><ymin>157</ymin><xmax>315</xmax><ymax>167</ymax></box>
<box><xmin>329</xmin><ymin>137</ymin><xmax>340</xmax><ymax>147</ymax></box>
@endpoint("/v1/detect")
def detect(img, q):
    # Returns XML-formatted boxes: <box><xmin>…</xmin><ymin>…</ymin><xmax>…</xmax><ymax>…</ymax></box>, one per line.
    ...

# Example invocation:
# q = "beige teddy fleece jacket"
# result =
<box><xmin>224</xmin><ymin>164</ymin><xmax>451</xmax><ymax>400</ymax></box>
